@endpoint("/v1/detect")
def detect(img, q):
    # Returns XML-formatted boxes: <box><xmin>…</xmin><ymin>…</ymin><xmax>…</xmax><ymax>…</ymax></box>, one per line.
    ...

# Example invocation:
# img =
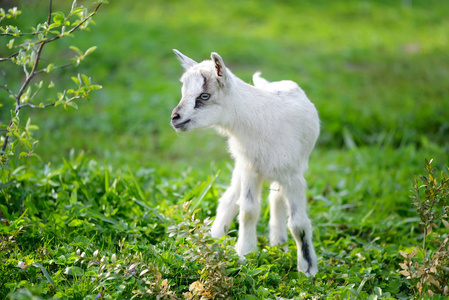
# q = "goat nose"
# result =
<box><xmin>171</xmin><ymin>112</ymin><xmax>181</xmax><ymax>121</ymax></box>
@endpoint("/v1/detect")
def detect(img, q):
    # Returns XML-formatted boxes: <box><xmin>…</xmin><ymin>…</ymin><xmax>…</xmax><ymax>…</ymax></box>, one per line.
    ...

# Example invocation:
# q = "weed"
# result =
<box><xmin>400</xmin><ymin>159</ymin><xmax>449</xmax><ymax>297</ymax></box>
<box><xmin>168</xmin><ymin>201</ymin><xmax>236</xmax><ymax>299</ymax></box>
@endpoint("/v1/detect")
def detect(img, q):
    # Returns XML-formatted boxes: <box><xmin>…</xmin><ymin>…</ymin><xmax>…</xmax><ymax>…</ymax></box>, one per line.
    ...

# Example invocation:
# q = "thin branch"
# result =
<box><xmin>23</xmin><ymin>64</ymin><xmax>29</xmax><ymax>78</ymax></box>
<box><xmin>0</xmin><ymin>32</ymin><xmax>39</xmax><ymax>37</ymax></box>
<box><xmin>17</xmin><ymin>95</ymin><xmax>83</xmax><ymax>110</ymax></box>
<box><xmin>39</xmin><ymin>2</ymin><xmax>102</xmax><ymax>46</ymax></box>
<box><xmin>0</xmin><ymin>84</ymin><xmax>16</xmax><ymax>98</ymax></box>
<box><xmin>34</xmin><ymin>62</ymin><xmax>73</xmax><ymax>75</ymax></box>
<box><xmin>15</xmin><ymin>42</ymin><xmax>45</xmax><ymax>111</ymax></box>
<box><xmin>1</xmin><ymin>120</ymin><xmax>14</xmax><ymax>154</ymax></box>
<box><xmin>420</xmin><ymin>221</ymin><xmax>428</xmax><ymax>296</ymax></box>
<box><xmin>0</xmin><ymin>51</ymin><xmax>20</xmax><ymax>63</ymax></box>
<box><xmin>18</xmin><ymin>102</ymin><xmax>55</xmax><ymax>109</ymax></box>
<box><xmin>47</xmin><ymin>0</ymin><xmax>53</xmax><ymax>25</ymax></box>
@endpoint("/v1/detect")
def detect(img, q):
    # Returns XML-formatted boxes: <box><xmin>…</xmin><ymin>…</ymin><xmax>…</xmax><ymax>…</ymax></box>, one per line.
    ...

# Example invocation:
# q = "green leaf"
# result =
<box><xmin>64</xmin><ymin>266</ymin><xmax>84</xmax><ymax>277</ymax></box>
<box><xmin>48</xmin><ymin>22</ymin><xmax>61</xmax><ymax>30</ymax></box>
<box><xmin>104</xmin><ymin>162</ymin><xmax>109</xmax><ymax>192</ymax></box>
<box><xmin>68</xmin><ymin>219</ymin><xmax>83</xmax><ymax>227</ymax></box>
<box><xmin>374</xmin><ymin>286</ymin><xmax>382</xmax><ymax>297</ymax></box>
<box><xmin>54</xmin><ymin>99</ymin><xmax>65</xmax><ymax>107</ymax></box>
<box><xmin>57</xmin><ymin>91</ymin><xmax>66</xmax><ymax>100</ymax></box>
<box><xmin>67</xmin><ymin>101</ymin><xmax>78</xmax><ymax>109</ymax></box>
<box><xmin>27</xmin><ymin>124</ymin><xmax>39</xmax><ymax>131</ymax></box>
<box><xmin>84</xmin><ymin>46</ymin><xmax>97</xmax><ymax>56</ymax></box>
<box><xmin>86</xmin><ymin>208</ymin><xmax>119</xmax><ymax>225</ymax></box>
<box><xmin>32</xmin><ymin>263</ymin><xmax>55</xmax><ymax>285</ymax></box>
<box><xmin>89</xmin><ymin>85</ymin><xmax>102</xmax><ymax>90</ymax></box>
<box><xmin>248</xmin><ymin>268</ymin><xmax>263</xmax><ymax>276</ymax></box>
<box><xmin>69</xmin><ymin>45</ymin><xmax>83</xmax><ymax>56</ymax></box>
<box><xmin>52</xmin><ymin>12</ymin><xmax>65</xmax><ymax>24</ymax></box>
<box><xmin>71</xmin><ymin>76</ymin><xmax>80</xmax><ymax>86</ymax></box>
<box><xmin>127</xmin><ymin>165</ymin><xmax>146</xmax><ymax>201</ymax></box>
<box><xmin>17</xmin><ymin>135</ymin><xmax>32</xmax><ymax>150</ymax></box>
<box><xmin>442</xmin><ymin>219</ymin><xmax>449</xmax><ymax>229</ymax></box>
<box><xmin>81</xmin><ymin>74</ymin><xmax>90</xmax><ymax>86</ymax></box>
<box><xmin>71</xmin><ymin>0</ymin><xmax>77</xmax><ymax>11</ymax></box>
<box><xmin>0</xmin><ymin>181</ymin><xmax>15</xmax><ymax>190</ymax></box>
<box><xmin>7</xmin><ymin>38</ymin><xmax>14</xmax><ymax>49</ymax></box>
<box><xmin>70</xmin><ymin>188</ymin><xmax>78</xmax><ymax>205</ymax></box>
<box><xmin>46</xmin><ymin>63</ymin><xmax>54</xmax><ymax>73</ymax></box>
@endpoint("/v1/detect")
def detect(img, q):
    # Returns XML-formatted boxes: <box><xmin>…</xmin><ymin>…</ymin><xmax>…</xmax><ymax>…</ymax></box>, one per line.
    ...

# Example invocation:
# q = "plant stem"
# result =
<box><xmin>420</xmin><ymin>220</ymin><xmax>428</xmax><ymax>295</ymax></box>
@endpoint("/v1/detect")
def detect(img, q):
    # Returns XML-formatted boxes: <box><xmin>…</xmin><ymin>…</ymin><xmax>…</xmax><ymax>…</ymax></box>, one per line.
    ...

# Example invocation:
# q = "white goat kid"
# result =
<box><xmin>171</xmin><ymin>50</ymin><xmax>320</xmax><ymax>277</ymax></box>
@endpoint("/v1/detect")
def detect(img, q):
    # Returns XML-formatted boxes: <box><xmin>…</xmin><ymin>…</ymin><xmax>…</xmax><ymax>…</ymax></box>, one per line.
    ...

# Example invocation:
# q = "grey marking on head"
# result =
<box><xmin>201</xmin><ymin>73</ymin><xmax>208</xmax><ymax>92</ymax></box>
<box><xmin>194</xmin><ymin>74</ymin><xmax>209</xmax><ymax>110</ymax></box>
<box><xmin>194</xmin><ymin>99</ymin><xmax>205</xmax><ymax>109</ymax></box>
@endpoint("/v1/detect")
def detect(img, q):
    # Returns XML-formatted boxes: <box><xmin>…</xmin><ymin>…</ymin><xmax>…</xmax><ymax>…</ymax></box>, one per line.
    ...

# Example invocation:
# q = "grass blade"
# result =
<box><xmin>32</xmin><ymin>263</ymin><xmax>55</xmax><ymax>286</ymax></box>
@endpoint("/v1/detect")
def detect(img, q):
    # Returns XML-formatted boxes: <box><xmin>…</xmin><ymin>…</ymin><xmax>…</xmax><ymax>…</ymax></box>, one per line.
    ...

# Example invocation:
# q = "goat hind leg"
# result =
<box><xmin>283</xmin><ymin>176</ymin><xmax>318</xmax><ymax>277</ymax></box>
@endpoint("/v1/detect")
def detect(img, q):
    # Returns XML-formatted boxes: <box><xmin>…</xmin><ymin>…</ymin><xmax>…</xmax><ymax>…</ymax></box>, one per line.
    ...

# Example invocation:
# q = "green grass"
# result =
<box><xmin>1</xmin><ymin>0</ymin><xmax>449</xmax><ymax>299</ymax></box>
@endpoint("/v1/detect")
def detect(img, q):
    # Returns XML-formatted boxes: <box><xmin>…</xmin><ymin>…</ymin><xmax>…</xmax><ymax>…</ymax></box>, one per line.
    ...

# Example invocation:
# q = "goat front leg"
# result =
<box><xmin>269</xmin><ymin>182</ymin><xmax>288</xmax><ymax>249</ymax></box>
<box><xmin>283</xmin><ymin>175</ymin><xmax>318</xmax><ymax>277</ymax></box>
<box><xmin>210</xmin><ymin>164</ymin><xmax>241</xmax><ymax>238</ymax></box>
<box><xmin>235</xmin><ymin>168</ymin><xmax>263</xmax><ymax>258</ymax></box>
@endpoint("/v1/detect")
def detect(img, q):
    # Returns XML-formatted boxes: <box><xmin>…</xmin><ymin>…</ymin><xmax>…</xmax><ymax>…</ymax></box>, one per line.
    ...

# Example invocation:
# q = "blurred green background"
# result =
<box><xmin>1</xmin><ymin>0</ymin><xmax>448</xmax><ymax>168</ymax></box>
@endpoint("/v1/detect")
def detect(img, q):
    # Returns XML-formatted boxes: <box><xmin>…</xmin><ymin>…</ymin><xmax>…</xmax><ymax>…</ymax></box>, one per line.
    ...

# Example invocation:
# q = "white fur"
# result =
<box><xmin>171</xmin><ymin>50</ymin><xmax>320</xmax><ymax>277</ymax></box>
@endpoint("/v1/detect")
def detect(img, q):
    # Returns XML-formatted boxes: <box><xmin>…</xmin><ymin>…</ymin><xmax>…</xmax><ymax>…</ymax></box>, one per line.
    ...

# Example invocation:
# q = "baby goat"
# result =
<box><xmin>171</xmin><ymin>50</ymin><xmax>320</xmax><ymax>276</ymax></box>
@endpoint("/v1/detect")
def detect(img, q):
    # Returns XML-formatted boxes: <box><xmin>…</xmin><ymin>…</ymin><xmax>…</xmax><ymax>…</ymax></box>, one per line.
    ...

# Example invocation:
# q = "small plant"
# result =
<box><xmin>168</xmin><ymin>201</ymin><xmax>236</xmax><ymax>299</ymax></box>
<box><xmin>400</xmin><ymin>159</ymin><xmax>449</xmax><ymax>297</ymax></box>
<box><xmin>0</xmin><ymin>0</ymin><xmax>104</xmax><ymax>165</ymax></box>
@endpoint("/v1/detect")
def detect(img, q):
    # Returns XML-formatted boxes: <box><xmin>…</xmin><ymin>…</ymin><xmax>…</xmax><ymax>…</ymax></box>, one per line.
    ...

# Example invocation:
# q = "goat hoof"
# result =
<box><xmin>299</xmin><ymin>264</ymin><xmax>318</xmax><ymax>277</ymax></box>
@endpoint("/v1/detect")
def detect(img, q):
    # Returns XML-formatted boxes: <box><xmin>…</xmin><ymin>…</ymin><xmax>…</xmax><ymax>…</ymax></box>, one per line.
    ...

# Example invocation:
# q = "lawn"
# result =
<box><xmin>1</xmin><ymin>0</ymin><xmax>449</xmax><ymax>299</ymax></box>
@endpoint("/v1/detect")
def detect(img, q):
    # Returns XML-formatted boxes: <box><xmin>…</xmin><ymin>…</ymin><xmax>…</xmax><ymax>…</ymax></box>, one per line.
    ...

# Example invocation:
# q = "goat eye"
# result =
<box><xmin>199</xmin><ymin>93</ymin><xmax>210</xmax><ymax>101</ymax></box>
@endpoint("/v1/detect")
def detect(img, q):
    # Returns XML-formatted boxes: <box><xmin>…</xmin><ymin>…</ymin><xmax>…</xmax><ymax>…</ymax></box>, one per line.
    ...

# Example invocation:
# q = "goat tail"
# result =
<box><xmin>252</xmin><ymin>71</ymin><xmax>270</xmax><ymax>88</ymax></box>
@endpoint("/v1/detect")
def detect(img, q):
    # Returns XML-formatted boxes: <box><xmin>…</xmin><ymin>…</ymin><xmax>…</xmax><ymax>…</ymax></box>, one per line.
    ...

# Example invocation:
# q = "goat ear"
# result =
<box><xmin>211</xmin><ymin>52</ymin><xmax>226</xmax><ymax>80</ymax></box>
<box><xmin>173</xmin><ymin>49</ymin><xmax>197</xmax><ymax>70</ymax></box>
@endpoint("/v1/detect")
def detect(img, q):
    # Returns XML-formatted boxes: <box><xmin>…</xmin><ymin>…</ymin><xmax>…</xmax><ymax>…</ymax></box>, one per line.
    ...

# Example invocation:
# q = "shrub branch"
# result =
<box><xmin>0</xmin><ymin>0</ymin><xmax>103</xmax><ymax>158</ymax></box>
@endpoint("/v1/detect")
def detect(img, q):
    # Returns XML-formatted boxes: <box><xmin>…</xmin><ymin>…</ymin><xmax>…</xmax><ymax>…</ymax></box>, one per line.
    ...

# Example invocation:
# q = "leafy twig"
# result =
<box><xmin>0</xmin><ymin>1</ymin><xmax>103</xmax><ymax>158</ymax></box>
